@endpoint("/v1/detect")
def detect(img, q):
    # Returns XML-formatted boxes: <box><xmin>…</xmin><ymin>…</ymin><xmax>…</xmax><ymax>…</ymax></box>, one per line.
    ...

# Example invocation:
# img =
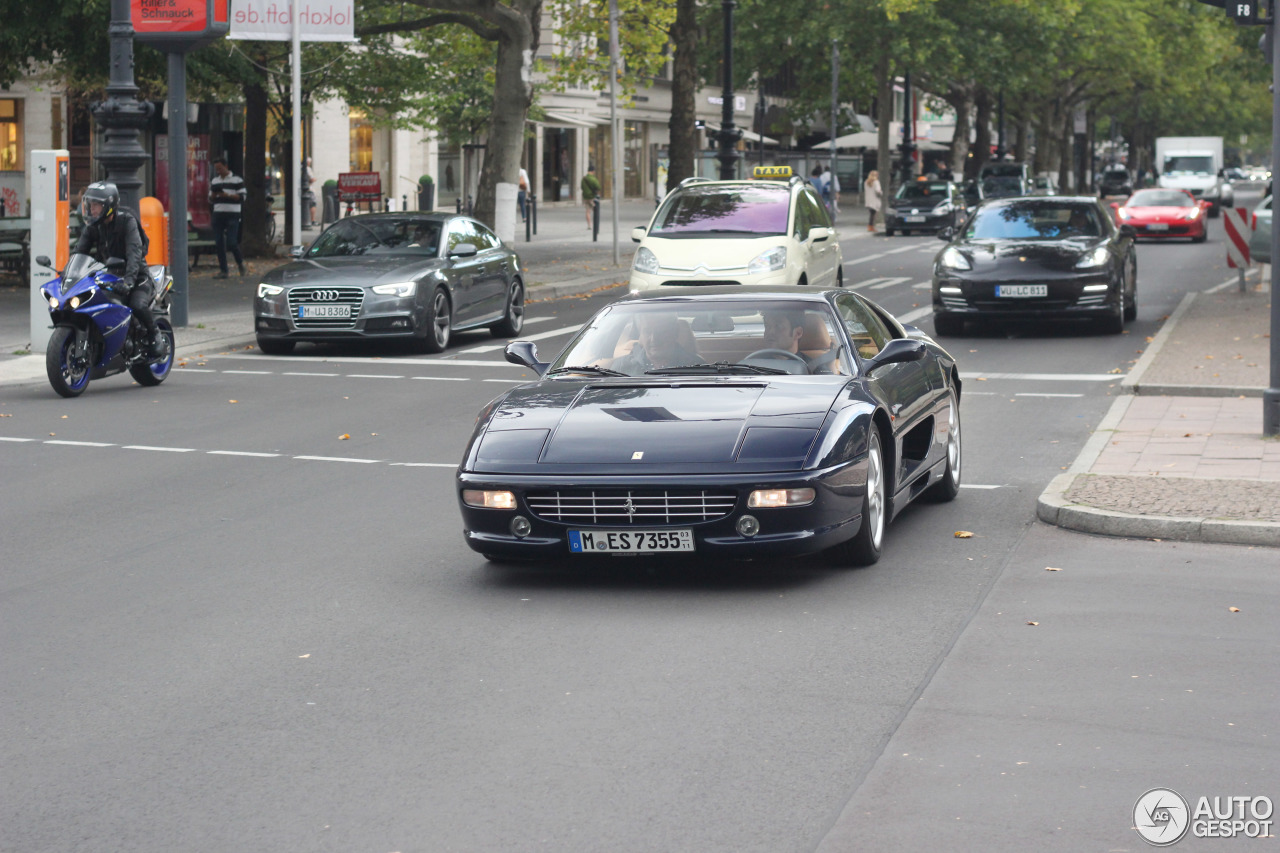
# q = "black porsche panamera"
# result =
<box><xmin>456</xmin><ymin>287</ymin><xmax>962</xmax><ymax>567</ymax></box>
<box><xmin>930</xmin><ymin>197</ymin><xmax>1138</xmax><ymax>336</ymax></box>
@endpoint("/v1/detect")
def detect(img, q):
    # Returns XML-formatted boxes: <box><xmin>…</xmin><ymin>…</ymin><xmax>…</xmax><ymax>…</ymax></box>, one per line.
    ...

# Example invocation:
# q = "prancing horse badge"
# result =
<box><xmin>631</xmin><ymin>451</ymin><xmax>644</xmax><ymax>460</ymax></box>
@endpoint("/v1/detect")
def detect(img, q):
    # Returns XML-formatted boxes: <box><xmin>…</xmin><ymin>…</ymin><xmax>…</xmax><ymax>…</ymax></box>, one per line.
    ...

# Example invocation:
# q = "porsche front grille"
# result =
<box><xmin>288</xmin><ymin>286</ymin><xmax>365</xmax><ymax>328</ymax></box>
<box><xmin>526</xmin><ymin>490</ymin><xmax>738</xmax><ymax>525</ymax></box>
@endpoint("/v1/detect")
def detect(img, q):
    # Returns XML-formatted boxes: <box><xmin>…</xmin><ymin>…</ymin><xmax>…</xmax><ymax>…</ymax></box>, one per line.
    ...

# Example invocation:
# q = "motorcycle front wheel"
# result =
<box><xmin>129</xmin><ymin>318</ymin><xmax>175</xmax><ymax>387</ymax></box>
<box><xmin>46</xmin><ymin>326</ymin><xmax>92</xmax><ymax>398</ymax></box>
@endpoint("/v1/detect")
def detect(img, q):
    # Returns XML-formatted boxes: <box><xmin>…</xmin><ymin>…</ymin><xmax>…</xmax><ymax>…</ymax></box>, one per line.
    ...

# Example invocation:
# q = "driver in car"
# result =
<box><xmin>612</xmin><ymin>313</ymin><xmax>701</xmax><ymax>374</ymax></box>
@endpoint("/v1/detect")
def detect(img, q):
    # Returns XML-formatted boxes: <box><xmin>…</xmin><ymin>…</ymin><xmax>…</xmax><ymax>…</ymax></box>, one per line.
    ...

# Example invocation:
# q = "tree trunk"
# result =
<box><xmin>875</xmin><ymin>51</ymin><xmax>892</xmax><ymax>193</ymax></box>
<box><xmin>666</xmin><ymin>0</ymin><xmax>698</xmax><ymax>188</ymax></box>
<box><xmin>1015</xmin><ymin>117</ymin><xmax>1029</xmax><ymax>166</ymax></box>
<box><xmin>946</xmin><ymin>84</ymin><xmax>973</xmax><ymax>176</ymax></box>
<box><xmin>970</xmin><ymin>89</ymin><xmax>992</xmax><ymax>180</ymax></box>
<box><xmin>241</xmin><ymin>82</ymin><xmax>269</xmax><ymax>257</ymax></box>
<box><xmin>1057</xmin><ymin>107</ymin><xmax>1073</xmax><ymax>192</ymax></box>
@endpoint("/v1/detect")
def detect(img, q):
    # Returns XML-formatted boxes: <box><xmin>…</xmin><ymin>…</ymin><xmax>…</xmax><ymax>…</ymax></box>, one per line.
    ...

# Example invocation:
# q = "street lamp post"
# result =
<box><xmin>1267</xmin><ymin>13</ymin><xmax>1280</xmax><ymax>435</ymax></box>
<box><xmin>995</xmin><ymin>91</ymin><xmax>1006</xmax><ymax>161</ymax></box>
<box><xmin>93</xmin><ymin>0</ymin><xmax>154</xmax><ymax>215</ymax></box>
<box><xmin>899</xmin><ymin>70</ymin><xmax>915</xmax><ymax>186</ymax></box>
<box><xmin>715</xmin><ymin>0</ymin><xmax>740</xmax><ymax>180</ymax></box>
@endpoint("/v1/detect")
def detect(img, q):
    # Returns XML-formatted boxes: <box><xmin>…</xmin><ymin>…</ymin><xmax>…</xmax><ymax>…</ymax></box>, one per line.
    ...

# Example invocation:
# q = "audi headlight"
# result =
<box><xmin>1075</xmin><ymin>247</ymin><xmax>1110</xmax><ymax>269</ymax></box>
<box><xmin>372</xmin><ymin>281</ymin><xmax>416</xmax><ymax>297</ymax></box>
<box><xmin>747</xmin><ymin>246</ymin><xmax>787</xmax><ymax>275</ymax></box>
<box><xmin>633</xmin><ymin>247</ymin><xmax>660</xmax><ymax>275</ymax></box>
<box><xmin>257</xmin><ymin>283</ymin><xmax>284</xmax><ymax>298</ymax></box>
<box><xmin>939</xmin><ymin>246</ymin><xmax>971</xmax><ymax>271</ymax></box>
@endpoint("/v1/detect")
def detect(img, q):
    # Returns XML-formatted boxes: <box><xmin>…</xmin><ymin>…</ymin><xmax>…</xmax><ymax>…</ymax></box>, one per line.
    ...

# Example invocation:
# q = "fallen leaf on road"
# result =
<box><xmin>299</xmin><ymin>653</ymin><xmax>310</xmax><ymax>658</ymax></box>
<box><xmin>339</xmin><ymin>433</ymin><xmax>350</xmax><ymax>440</ymax></box>
<box><xmin>48</xmin><ymin>432</ymin><xmax>55</xmax><ymax>436</ymax></box>
<box><xmin>975</xmin><ymin>377</ymin><xmax>987</xmax><ymax>381</ymax></box>
<box><xmin>1045</xmin><ymin>567</ymin><xmax>1061</xmax><ymax>572</ymax></box>
<box><xmin>229</xmin><ymin>400</ymin><xmax>238</xmax><ymax>404</ymax></box>
<box><xmin>1204</xmin><ymin>355</ymin><xmax>1214</xmax><ymax>360</ymax></box>
<box><xmin>60</xmin><ymin>415</ymin><xmax>67</xmax><ymax>419</ymax></box>
<box><xmin>954</xmin><ymin>531</ymin><xmax>974</xmax><ymax>538</ymax></box>
<box><xmin>1229</xmin><ymin>607</ymin><xmax>1240</xmax><ymax>613</ymax></box>
<box><xmin>1026</xmin><ymin>621</ymin><xmax>1039</xmax><ymax>626</ymax></box>
<box><xmin>1107</xmin><ymin>368</ymin><xmax>1123</xmax><ymax>374</ymax></box>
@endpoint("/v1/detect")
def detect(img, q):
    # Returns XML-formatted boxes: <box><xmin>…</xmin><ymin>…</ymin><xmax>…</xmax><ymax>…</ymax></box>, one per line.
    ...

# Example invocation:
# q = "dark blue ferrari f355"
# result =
<box><xmin>456</xmin><ymin>286</ymin><xmax>962</xmax><ymax>566</ymax></box>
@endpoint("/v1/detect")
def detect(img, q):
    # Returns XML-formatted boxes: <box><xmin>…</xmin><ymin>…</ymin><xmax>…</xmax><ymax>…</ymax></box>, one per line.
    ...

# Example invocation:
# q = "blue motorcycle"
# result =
<box><xmin>35</xmin><ymin>252</ymin><xmax>176</xmax><ymax>398</ymax></box>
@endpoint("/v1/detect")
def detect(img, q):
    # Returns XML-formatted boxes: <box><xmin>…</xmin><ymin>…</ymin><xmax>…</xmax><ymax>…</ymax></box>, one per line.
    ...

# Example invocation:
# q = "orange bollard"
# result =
<box><xmin>139</xmin><ymin>196</ymin><xmax>169</xmax><ymax>266</ymax></box>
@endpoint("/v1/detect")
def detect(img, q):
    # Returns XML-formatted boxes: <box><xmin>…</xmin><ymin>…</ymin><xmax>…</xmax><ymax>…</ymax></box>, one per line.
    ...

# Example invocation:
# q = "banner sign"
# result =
<box><xmin>155</xmin><ymin>134</ymin><xmax>213</xmax><ymax>230</ymax></box>
<box><xmin>338</xmin><ymin>172</ymin><xmax>382</xmax><ymax>203</ymax></box>
<box><xmin>132</xmin><ymin>0</ymin><xmax>229</xmax><ymax>43</ymax></box>
<box><xmin>228</xmin><ymin>0</ymin><xmax>357</xmax><ymax>41</ymax></box>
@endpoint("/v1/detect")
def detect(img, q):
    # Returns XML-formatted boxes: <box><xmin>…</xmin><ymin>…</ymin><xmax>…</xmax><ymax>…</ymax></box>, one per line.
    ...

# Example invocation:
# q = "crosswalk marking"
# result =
<box><xmin>459</xmin><ymin>324</ymin><xmax>580</xmax><ymax>354</ymax></box>
<box><xmin>844</xmin><ymin>253</ymin><xmax>886</xmax><ymax>265</ymax></box>
<box><xmin>868</xmin><ymin>277</ymin><xmax>911</xmax><ymax>291</ymax></box>
<box><xmin>912</xmin><ymin>281</ymin><xmax>931</xmax><ymax>290</ymax></box>
<box><xmin>882</xmin><ymin>245</ymin><xmax>919</xmax><ymax>255</ymax></box>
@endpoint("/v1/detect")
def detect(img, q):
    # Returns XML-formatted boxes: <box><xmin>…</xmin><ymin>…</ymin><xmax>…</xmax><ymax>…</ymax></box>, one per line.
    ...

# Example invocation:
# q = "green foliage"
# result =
<box><xmin>419</xmin><ymin>174</ymin><xmax>433</xmax><ymax>185</ymax></box>
<box><xmin>545</xmin><ymin>0</ymin><xmax>678</xmax><ymax>103</ymax></box>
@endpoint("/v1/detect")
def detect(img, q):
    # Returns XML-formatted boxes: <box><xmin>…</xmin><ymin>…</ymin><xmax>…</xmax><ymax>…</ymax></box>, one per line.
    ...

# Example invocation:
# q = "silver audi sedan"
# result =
<box><xmin>253</xmin><ymin>213</ymin><xmax>524</xmax><ymax>354</ymax></box>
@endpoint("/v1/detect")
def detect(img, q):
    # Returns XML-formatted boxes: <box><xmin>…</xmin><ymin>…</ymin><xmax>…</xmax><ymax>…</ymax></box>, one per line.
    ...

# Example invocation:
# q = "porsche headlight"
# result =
<box><xmin>747</xmin><ymin>246</ymin><xmax>787</xmax><ymax>275</ymax></box>
<box><xmin>1075</xmin><ymin>247</ymin><xmax>1110</xmax><ymax>269</ymax></box>
<box><xmin>633</xmin><ymin>246</ymin><xmax>660</xmax><ymax>275</ymax></box>
<box><xmin>257</xmin><ymin>283</ymin><xmax>284</xmax><ymax>298</ymax></box>
<box><xmin>939</xmin><ymin>246</ymin><xmax>971</xmax><ymax>271</ymax></box>
<box><xmin>372</xmin><ymin>281</ymin><xmax>416</xmax><ymax>297</ymax></box>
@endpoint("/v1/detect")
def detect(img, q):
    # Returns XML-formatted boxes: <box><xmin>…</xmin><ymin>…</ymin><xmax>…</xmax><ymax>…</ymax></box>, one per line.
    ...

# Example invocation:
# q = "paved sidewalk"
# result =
<box><xmin>1039</xmin><ymin>282</ymin><xmax>1280</xmax><ymax>547</ymax></box>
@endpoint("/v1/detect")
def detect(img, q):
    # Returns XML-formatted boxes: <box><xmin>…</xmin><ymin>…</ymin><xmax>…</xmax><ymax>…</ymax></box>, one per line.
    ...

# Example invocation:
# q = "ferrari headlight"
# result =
<box><xmin>747</xmin><ymin>246</ymin><xmax>787</xmax><ymax>275</ymax></box>
<box><xmin>633</xmin><ymin>247</ymin><xmax>660</xmax><ymax>275</ymax></box>
<box><xmin>1075</xmin><ymin>247</ymin><xmax>1110</xmax><ymax>269</ymax></box>
<box><xmin>462</xmin><ymin>489</ymin><xmax>517</xmax><ymax>509</ymax></box>
<box><xmin>257</xmin><ymin>283</ymin><xmax>284</xmax><ymax>298</ymax></box>
<box><xmin>939</xmin><ymin>246</ymin><xmax>971</xmax><ymax>271</ymax></box>
<box><xmin>372</xmin><ymin>281</ymin><xmax>416</xmax><ymax>297</ymax></box>
<box><xmin>1116</xmin><ymin>208</ymin><xmax>1131</xmax><ymax>220</ymax></box>
<box><xmin>1185</xmin><ymin>207</ymin><xmax>1202</xmax><ymax>219</ymax></box>
<box><xmin>748</xmin><ymin>488</ymin><xmax>816</xmax><ymax>508</ymax></box>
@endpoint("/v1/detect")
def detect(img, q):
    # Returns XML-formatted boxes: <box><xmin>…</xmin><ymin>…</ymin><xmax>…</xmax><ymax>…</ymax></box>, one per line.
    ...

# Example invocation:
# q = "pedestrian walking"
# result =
<box><xmin>518</xmin><ymin>166</ymin><xmax>530</xmax><ymax>222</ymax></box>
<box><xmin>864</xmin><ymin>170</ymin><xmax>882</xmax><ymax>232</ymax></box>
<box><xmin>209</xmin><ymin>157</ymin><xmax>246</xmax><ymax>278</ymax></box>
<box><xmin>581</xmin><ymin>165</ymin><xmax>601</xmax><ymax>228</ymax></box>
<box><xmin>825</xmin><ymin>165</ymin><xmax>840</xmax><ymax>216</ymax></box>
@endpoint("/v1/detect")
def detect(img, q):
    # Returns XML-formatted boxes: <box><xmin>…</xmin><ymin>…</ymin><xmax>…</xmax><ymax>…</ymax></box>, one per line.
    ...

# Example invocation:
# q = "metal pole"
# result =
<box><xmin>830</xmin><ymin>38</ymin><xmax>838</xmax><ymax>218</ymax></box>
<box><xmin>93</xmin><ymin>0</ymin><xmax>153</xmax><ymax>216</ymax></box>
<box><xmin>1267</xmin><ymin>14</ymin><xmax>1280</xmax><ymax>435</ymax></box>
<box><xmin>290</xmin><ymin>0</ymin><xmax>302</xmax><ymax>250</ymax></box>
<box><xmin>996</xmin><ymin>91</ymin><xmax>1005</xmax><ymax>161</ymax></box>
<box><xmin>167</xmin><ymin>51</ymin><xmax>189</xmax><ymax>327</ymax></box>
<box><xmin>609</xmin><ymin>0</ymin><xmax>621</xmax><ymax>267</ymax></box>
<box><xmin>715</xmin><ymin>0</ymin><xmax>740</xmax><ymax>180</ymax></box>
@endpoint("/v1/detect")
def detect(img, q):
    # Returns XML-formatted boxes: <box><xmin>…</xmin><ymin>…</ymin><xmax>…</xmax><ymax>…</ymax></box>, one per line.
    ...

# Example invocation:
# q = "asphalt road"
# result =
<box><xmin>2</xmin><ymin>189</ymin><xmax>1274</xmax><ymax>851</ymax></box>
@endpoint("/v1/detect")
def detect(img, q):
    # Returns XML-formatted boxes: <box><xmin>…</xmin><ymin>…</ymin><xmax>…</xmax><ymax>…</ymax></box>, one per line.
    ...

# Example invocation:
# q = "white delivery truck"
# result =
<box><xmin>1155</xmin><ymin>136</ymin><xmax>1233</xmax><ymax>216</ymax></box>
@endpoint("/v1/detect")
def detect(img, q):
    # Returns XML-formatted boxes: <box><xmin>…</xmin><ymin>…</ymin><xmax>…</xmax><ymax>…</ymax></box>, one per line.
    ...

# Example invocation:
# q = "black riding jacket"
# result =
<box><xmin>74</xmin><ymin>210</ymin><xmax>147</xmax><ymax>286</ymax></box>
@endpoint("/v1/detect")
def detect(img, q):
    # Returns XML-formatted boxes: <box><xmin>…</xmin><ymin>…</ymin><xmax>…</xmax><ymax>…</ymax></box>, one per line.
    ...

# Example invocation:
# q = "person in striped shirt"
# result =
<box><xmin>209</xmin><ymin>157</ymin><xmax>247</xmax><ymax>278</ymax></box>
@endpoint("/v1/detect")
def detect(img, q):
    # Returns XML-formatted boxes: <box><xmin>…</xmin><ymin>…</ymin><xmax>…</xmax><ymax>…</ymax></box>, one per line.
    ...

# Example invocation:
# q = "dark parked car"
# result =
<box><xmin>253</xmin><ymin>213</ymin><xmax>524</xmax><ymax>354</ymax></box>
<box><xmin>1098</xmin><ymin>165</ymin><xmax>1133</xmax><ymax>197</ymax></box>
<box><xmin>931</xmin><ymin>197</ymin><xmax>1137</xmax><ymax>335</ymax></box>
<box><xmin>883</xmin><ymin>180</ymin><xmax>967</xmax><ymax>236</ymax></box>
<box><xmin>458</xmin><ymin>287</ymin><xmax>962</xmax><ymax>567</ymax></box>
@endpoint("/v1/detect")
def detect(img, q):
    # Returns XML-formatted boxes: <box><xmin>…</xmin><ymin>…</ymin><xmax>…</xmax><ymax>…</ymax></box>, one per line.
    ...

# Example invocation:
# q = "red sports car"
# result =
<box><xmin>1111</xmin><ymin>188</ymin><xmax>1209</xmax><ymax>242</ymax></box>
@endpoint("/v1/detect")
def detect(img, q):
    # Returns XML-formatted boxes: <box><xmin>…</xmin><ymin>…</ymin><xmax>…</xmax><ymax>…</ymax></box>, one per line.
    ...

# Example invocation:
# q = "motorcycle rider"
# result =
<box><xmin>74</xmin><ymin>182</ymin><xmax>168</xmax><ymax>358</ymax></box>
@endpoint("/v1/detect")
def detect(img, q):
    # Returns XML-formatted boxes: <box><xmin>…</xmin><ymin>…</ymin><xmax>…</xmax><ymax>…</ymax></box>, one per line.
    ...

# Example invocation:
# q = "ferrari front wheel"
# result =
<box><xmin>827</xmin><ymin>428</ymin><xmax>885</xmax><ymax>567</ymax></box>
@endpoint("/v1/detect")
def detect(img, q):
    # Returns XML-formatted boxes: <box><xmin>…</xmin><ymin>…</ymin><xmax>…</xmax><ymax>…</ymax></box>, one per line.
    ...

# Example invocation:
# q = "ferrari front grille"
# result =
<box><xmin>526</xmin><ymin>489</ymin><xmax>738</xmax><ymax>525</ymax></box>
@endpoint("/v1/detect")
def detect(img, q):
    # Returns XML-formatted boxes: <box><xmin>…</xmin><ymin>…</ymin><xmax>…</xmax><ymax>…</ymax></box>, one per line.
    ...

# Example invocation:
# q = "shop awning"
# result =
<box><xmin>537</xmin><ymin>110</ymin><xmax>608</xmax><ymax>129</ymax></box>
<box><xmin>708</xmin><ymin>125</ymin><xmax>779</xmax><ymax>145</ymax></box>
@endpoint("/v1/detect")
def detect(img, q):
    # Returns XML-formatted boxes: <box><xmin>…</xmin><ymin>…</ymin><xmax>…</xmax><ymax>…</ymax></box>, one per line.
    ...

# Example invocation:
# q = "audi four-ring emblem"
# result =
<box><xmin>310</xmin><ymin>290</ymin><xmax>341</xmax><ymax>302</ymax></box>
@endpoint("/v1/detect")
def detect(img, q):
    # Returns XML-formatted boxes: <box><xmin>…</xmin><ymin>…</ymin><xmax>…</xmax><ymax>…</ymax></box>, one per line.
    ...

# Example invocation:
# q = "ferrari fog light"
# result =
<box><xmin>462</xmin><ymin>489</ymin><xmax>517</xmax><ymax>509</ymax></box>
<box><xmin>748</xmin><ymin>488</ymin><xmax>816</xmax><ymax>508</ymax></box>
<box><xmin>736</xmin><ymin>515</ymin><xmax>760</xmax><ymax>537</ymax></box>
<box><xmin>1082</xmin><ymin>284</ymin><xmax>1109</xmax><ymax>293</ymax></box>
<box><xmin>510</xmin><ymin>516</ymin><xmax>532</xmax><ymax>538</ymax></box>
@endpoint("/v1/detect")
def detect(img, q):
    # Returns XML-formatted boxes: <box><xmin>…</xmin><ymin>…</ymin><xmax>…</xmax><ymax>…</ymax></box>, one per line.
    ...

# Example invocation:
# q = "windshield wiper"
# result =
<box><xmin>646</xmin><ymin>362</ymin><xmax>788</xmax><ymax>376</ymax></box>
<box><xmin>548</xmin><ymin>365</ymin><xmax>628</xmax><ymax>377</ymax></box>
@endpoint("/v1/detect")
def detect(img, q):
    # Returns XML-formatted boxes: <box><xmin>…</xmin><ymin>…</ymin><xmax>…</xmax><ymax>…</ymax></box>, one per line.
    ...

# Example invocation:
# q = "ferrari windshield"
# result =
<box><xmin>1128</xmin><ymin>190</ymin><xmax>1194</xmax><ymax>208</ymax></box>
<box><xmin>306</xmin><ymin>216</ymin><xmax>443</xmax><ymax>258</ymax></box>
<box><xmin>550</xmin><ymin>299</ymin><xmax>849</xmax><ymax>377</ymax></box>
<box><xmin>966</xmin><ymin>202</ymin><xmax>1104</xmax><ymax>240</ymax></box>
<box><xmin>647</xmin><ymin>185</ymin><xmax>791</xmax><ymax>237</ymax></box>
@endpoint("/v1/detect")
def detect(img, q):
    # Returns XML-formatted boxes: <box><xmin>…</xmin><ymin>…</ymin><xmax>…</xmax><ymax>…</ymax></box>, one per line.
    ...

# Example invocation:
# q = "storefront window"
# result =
<box><xmin>349</xmin><ymin>110</ymin><xmax>373</xmax><ymax>172</ymax></box>
<box><xmin>624</xmin><ymin>121</ymin><xmax>645</xmax><ymax>198</ymax></box>
<box><xmin>0</xmin><ymin>100</ymin><xmax>22</xmax><ymax>171</ymax></box>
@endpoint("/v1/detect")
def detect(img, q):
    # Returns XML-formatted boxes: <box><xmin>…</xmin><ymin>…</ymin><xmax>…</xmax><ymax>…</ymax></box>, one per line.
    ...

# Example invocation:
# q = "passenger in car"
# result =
<box><xmin>611</xmin><ymin>313</ymin><xmax>702</xmax><ymax>374</ymax></box>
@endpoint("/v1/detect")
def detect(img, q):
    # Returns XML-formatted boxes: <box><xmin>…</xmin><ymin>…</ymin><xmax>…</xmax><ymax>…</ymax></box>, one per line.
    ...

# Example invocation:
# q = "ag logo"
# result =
<box><xmin>1134</xmin><ymin>788</ymin><xmax>1190</xmax><ymax>846</ymax></box>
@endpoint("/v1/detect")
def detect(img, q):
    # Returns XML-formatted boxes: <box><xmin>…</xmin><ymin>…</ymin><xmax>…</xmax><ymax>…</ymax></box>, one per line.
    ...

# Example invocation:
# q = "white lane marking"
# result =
<box><xmin>918</xmin><ymin>246</ymin><xmax>938</xmax><ymax>253</ymax></box>
<box><xmin>222</xmin><ymin>370</ymin><xmax>273</xmax><ymax>375</ymax></box>
<box><xmin>960</xmin><ymin>484</ymin><xmax>1003</xmax><ymax>490</ymax></box>
<box><xmin>45</xmin><ymin>440</ymin><xmax>115</xmax><ymax>447</ymax></box>
<box><xmin>460</xmin><ymin>324</ymin><xmax>581</xmax><ymax>354</ymax></box>
<box><xmin>389</xmin><ymin>462</ymin><xmax>458</xmax><ymax>468</ymax></box>
<box><xmin>282</xmin><ymin>372</ymin><xmax>340</xmax><ymax>377</ymax></box>
<box><xmin>883</xmin><ymin>245</ymin><xmax>919</xmax><ymax>255</ymax></box>
<box><xmin>522</xmin><ymin>317</ymin><xmax>556</xmax><ymax>326</ymax></box>
<box><xmin>1015</xmin><ymin>392</ymin><xmax>1085</xmax><ymax>398</ymax></box>
<box><xmin>208</xmin><ymin>450</ymin><xmax>281</xmax><ymax>458</ymax></box>
<box><xmin>0</xmin><ymin>436</ymin><xmax>36</xmax><ymax>442</ymax></box>
<box><xmin>962</xmin><ymin>391</ymin><xmax>1000</xmax><ymax>396</ymax></box>
<box><xmin>897</xmin><ymin>306</ymin><xmax>932</xmax><ymax>324</ymax></box>
<box><xmin>912</xmin><ymin>281</ymin><xmax>931</xmax><ymax>290</ymax></box>
<box><xmin>176</xmin><ymin>368</ymin><xmax>218</xmax><ymax>373</ymax></box>
<box><xmin>412</xmin><ymin>376</ymin><xmax>470</xmax><ymax>382</ymax></box>
<box><xmin>213</xmin><ymin>354</ymin><xmax>510</xmax><ymax>368</ymax></box>
<box><xmin>347</xmin><ymin>374</ymin><xmax>404</xmax><ymax>379</ymax></box>
<box><xmin>484</xmin><ymin>378</ymin><xmax>529</xmax><ymax>383</ymax></box>
<box><xmin>869</xmin><ymin>277</ymin><xmax>911</xmax><ymax>290</ymax></box>
<box><xmin>844</xmin><ymin>253</ymin><xmax>886</xmax><ymax>265</ymax></box>
<box><xmin>1205</xmin><ymin>275</ymin><xmax>1253</xmax><ymax>294</ymax></box>
<box><xmin>293</xmin><ymin>455</ymin><xmax>380</xmax><ymax>464</ymax></box>
<box><xmin>961</xmin><ymin>372</ymin><xmax>1118</xmax><ymax>382</ymax></box>
<box><xmin>851</xmin><ymin>277</ymin><xmax>892</xmax><ymax>289</ymax></box>
<box><xmin>123</xmin><ymin>445</ymin><xmax>196</xmax><ymax>453</ymax></box>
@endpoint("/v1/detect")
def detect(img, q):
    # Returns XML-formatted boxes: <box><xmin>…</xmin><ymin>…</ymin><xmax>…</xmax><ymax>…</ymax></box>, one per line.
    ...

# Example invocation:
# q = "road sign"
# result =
<box><xmin>1224</xmin><ymin>206</ymin><xmax>1251</xmax><ymax>268</ymax></box>
<box><xmin>1229</xmin><ymin>1</ymin><xmax>1259</xmax><ymax>24</ymax></box>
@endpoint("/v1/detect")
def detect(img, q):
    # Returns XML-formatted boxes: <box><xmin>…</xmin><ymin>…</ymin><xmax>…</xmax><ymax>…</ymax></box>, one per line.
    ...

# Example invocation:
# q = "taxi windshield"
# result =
<box><xmin>550</xmin><ymin>299</ymin><xmax>848</xmax><ymax>377</ymax></box>
<box><xmin>648</xmin><ymin>185</ymin><xmax>791</xmax><ymax>237</ymax></box>
<box><xmin>966</xmin><ymin>202</ymin><xmax>1102</xmax><ymax>240</ymax></box>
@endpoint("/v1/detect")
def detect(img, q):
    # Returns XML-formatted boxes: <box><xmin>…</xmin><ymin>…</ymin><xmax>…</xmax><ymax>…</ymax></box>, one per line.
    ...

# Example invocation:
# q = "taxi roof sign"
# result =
<box><xmin>753</xmin><ymin>165</ymin><xmax>793</xmax><ymax>180</ymax></box>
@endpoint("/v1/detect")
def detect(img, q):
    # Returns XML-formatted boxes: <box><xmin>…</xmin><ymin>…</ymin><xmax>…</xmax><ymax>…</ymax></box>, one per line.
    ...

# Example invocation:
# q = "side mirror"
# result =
<box><xmin>631</xmin><ymin>226</ymin><xmax>646</xmax><ymax>243</ymax></box>
<box><xmin>504</xmin><ymin>341</ymin><xmax>549</xmax><ymax>376</ymax></box>
<box><xmin>1120</xmin><ymin>224</ymin><xmax>1137</xmax><ymax>238</ymax></box>
<box><xmin>289</xmin><ymin>245</ymin><xmax>306</xmax><ymax>259</ymax></box>
<box><xmin>811</xmin><ymin>226</ymin><xmax>832</xmax><ymax>243</ymax></box>
<box><xmin>937</xmin><ymin>226</ymin><xmax>954</xmax><ymax>241</ymax></box>
<box><xmin>105</xmin><ymin>256</ymin><xmax>126</xmax><ymax>272</ymax></box>
<box><xmin>1109</xmin><ymin>202</ymin><xmax>1120</xmax><ymax>211</ymax></box>
<box><xmin>35</xmin><ymin>255</ymin><xmax>53</xmax><ymax>269</ymax></box>
<box><xmin>865</xmin><ymin>338</ymin><xmax>927</xmax><ymax>373</ymax></box>
<box><xmin>450</xmin><ymin>242</ymin><xmax>478</xmax><ymax>258</ymax></box>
